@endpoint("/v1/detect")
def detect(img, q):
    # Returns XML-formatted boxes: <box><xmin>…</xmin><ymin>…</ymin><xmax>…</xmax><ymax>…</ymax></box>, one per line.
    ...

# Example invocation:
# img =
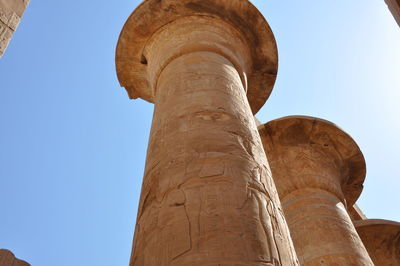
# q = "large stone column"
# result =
<box><xmin>116</xmin><ymin>1</ymin><xmax>299</xmax><ymax>265</ymax></box>
<box><xmin>355</xmin><ymin>219</ymin><xmax>400</xmax><ymax>265</ymax></box>
<box><xmin>258</xmin><ymin>116</ymin><xmax>374</xmax><ymax>266</ymax></box>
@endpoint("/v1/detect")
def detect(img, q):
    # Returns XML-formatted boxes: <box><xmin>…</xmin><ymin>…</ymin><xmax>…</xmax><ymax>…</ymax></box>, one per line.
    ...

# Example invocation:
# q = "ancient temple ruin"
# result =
<box><xmin>1</xmin><ymin>0</ymin><xmax>399</xmax><ymax>265</ymax></box>
<box><xmin>116</xmin><ymin>0</ymin><xmax>400</xmax><ymax>265</ymax></box>
<box><xmin>116</xmin><ymin>0</ymin><xmax>299</xmax><ymax>264</ymax></box>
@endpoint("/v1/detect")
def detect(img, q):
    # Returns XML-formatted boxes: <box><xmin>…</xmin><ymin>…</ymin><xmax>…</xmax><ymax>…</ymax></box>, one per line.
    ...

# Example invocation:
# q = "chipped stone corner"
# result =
<box><xmin>0</xmin><ymin>0</ymin><xmax>29</xmax><ymax>57</ymax></box>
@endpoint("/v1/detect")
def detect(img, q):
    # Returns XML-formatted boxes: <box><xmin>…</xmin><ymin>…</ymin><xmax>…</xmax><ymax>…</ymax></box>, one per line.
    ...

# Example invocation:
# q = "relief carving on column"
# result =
<box><xmin>259</xmin><ymin>116</ymin><xmax>366</xmax><ymax>207</ymax></box>
<box><xmin>117</xmin><ymin>1</ymin><xmax>299</xmax><ymax>265</ymax></box>
<box><xmin>258</xmin><ymin>116</ymin><xmax>373</xmax><ymax>266</ymax></box>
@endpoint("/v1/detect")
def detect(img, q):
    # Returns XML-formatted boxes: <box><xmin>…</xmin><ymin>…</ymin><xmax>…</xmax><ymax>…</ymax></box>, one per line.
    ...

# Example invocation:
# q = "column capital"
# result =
<box><xmin>258</xmin><ymin>115</ymin><xmax>366</xmax><ymax>207</ymax></box>
<box><xmin>355</xmin><ymin>219</ymin><xmax>400</xmax><ymax>265</ymax></box>
<box><xmin>116</xmin><ymin>0</ymin><xmax>278</xmax><ymax>114</ymax></box>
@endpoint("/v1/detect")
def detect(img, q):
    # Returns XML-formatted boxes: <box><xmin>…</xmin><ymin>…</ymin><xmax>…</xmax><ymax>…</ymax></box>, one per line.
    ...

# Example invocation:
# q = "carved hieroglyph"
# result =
<box><xmin>116</xmin><ymin>0</ymin><xmax>299</xmax><ymax>265</ymax></box>
<box><xmin>0</xmin><ymin>0</ymin><xmax>29</xmax><ymax>57</ymax></box>
<box><xmin>259</xmin><ymin>116</ymin><xmax>374</xmax><ymax>266</ymax></box>
<box><xmin>0</xmin><ymin>249</ymin><xmax>29</xmax><ymax>266</ymax></box>
<box><xmin>355</xmin><ymin>219</ymin><xmax>400</xmax><ymax>266</ymax></box>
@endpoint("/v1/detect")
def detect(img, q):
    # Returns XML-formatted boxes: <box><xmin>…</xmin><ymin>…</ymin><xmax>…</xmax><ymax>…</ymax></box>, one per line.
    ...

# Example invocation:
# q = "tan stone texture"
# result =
<box><xmin>116</xmin><ymin>0</ymin><xmax>299</xmax><ymax>265</ymax></box>
<box><xmin>259</xmin><ymin>116</ymin><xmax>374</xmax><ymax>266</ymax></box>
<box><xmin>0</xmin><ymin>249</ymin><xmax>29</xmax><ymax>266</ymax></box>
<box><xmin>355</xmin><ymin>219</ymin><xmax>400</xmax><ymax>266</ymax></box>
<box><xmin>0</xmin><ymin>0</ymin><xmax>29</xmax><ymax>57</ymax></box>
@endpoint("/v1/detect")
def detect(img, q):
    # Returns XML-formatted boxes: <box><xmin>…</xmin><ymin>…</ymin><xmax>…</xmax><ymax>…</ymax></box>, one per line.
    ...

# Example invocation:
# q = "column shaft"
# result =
<box><xmin>131</xmin><ymin>52</ymin><xmax>298</xmax><ymax>266</ymax></box>
<box><xmin>283</xmin><ymin>189</ymin><xmax>373</xmax><ymax>265</ymax></box>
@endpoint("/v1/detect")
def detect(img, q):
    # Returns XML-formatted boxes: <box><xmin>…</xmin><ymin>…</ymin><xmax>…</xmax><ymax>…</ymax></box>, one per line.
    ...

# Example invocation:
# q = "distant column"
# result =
<box><xmin>355</xmin><ymin>219</ymin><xmax>400</xmax><ymax>265</ymax></box>
<box><xmin>0</xmin><ymin>249</ymin><xmax>29</xmax><ymax>266</ymax></box>
<box><xmin>259</xmin><ymin>116</ymin><xmax>374</xmax><ymax>265</ymax></box>
<box><xmin>0</xmin><ymin>0</ymin><xmax>29</xmax><ymax>57</ymax></box>
<box><xmin>116</xmin><ymin>0</ymin><xmax>299</xmax><ymax>265</ymax></box>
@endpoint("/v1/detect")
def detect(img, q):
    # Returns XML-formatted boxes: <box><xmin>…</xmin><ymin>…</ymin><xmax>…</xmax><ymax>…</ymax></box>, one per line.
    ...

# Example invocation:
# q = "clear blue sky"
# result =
<box><xmin>0</xmin><ymin>0</ymin><xmax>399</xmax><ymax>265</ymax></box>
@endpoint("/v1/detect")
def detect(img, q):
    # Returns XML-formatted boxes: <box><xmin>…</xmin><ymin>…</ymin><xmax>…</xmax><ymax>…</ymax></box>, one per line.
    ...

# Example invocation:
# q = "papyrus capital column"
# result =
<box><xmin>259</xmin><ymin>116</ymin><xmax>373</xmax><ymax>265</ymax></box>
<box><xmin>355</xmin><ymin>219</ymin><xmax>400</xmax><ymax>265</ymax></box>
<box><xmin>116</xmin><ymin>1</ymin><xmax>299</xmax><ymax>265</ymax></box>
<box><xmin>116</xmin><ymin>0</ymin><xmax>279</xmax><ymax>114</ymax></box>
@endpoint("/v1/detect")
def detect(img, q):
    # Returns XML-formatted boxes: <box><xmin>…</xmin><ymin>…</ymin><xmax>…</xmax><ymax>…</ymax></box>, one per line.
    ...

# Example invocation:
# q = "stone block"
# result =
<box><xmin>0</xmin><ymin>0</ymin><xmax>29</xmax><ymax>57</ymax></box>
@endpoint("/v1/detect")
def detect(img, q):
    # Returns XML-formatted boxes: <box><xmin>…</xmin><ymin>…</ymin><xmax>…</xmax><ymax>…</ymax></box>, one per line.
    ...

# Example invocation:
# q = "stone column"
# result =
<box><xmin>116</xmin><ymin>1</ymin><xmax>299</xmax><ymax>265</ymax></box>
<box><xmin>355</xmin><ymin>219</ymin><xmax>400</xmax><ymax>265</ymax></box>
<box><xmin>258</xmin><ymin>116</ymin><xmax>374</xmax><ymax>266</ymax></box>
